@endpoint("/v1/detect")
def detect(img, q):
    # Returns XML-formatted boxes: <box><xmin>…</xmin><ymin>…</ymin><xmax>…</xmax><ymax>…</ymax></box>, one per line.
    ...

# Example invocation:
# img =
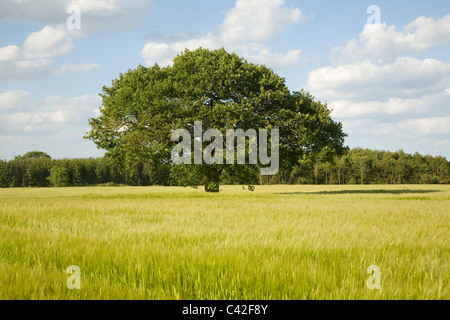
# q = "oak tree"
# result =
<box><xmin>85</xmin><ymin>48</ymin><xmax>346</xmax><ymax>192</ymax></box>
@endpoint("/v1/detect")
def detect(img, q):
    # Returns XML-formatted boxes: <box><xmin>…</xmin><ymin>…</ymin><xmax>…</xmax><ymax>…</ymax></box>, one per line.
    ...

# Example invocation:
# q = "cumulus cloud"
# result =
<box><xmin>141</xmin><ymin>35</ymin><xmax>222</xmax><ymax>66</ymax></box>
<box><xmin>0</xmin><ymin>90</ymin><xmax>103</xmax><ymax>159</ymax></box>
<box><xmin>218</xmin><ymin>0</ymin><xmax>304</xmax><ymax>43</ymax></box>
<box><xmin>345</xmin><ymin>116</ymin><xmax>450</xmax><ymax>150</ymax></box>
<box><xmin>332</xmin><ymin>14</ymin><xmax>450</xmax><ymax>64</ymax></box>
<box><xmin>307</xmin><ymin>57</ymin><xmax>450</xmax><ymax>121</ymax></box>
<box><xmin>244</xmin><ymin>49</ymin><xmax>304</xmax><ymax>69</ymax></box>
<box><xmin>23</xmin><ymin>25</ymin><xmax>74</xmax><ymax>59</ymax></box>
<box><xmin>306</xmin><ymin>13</ymin><xmax>450</xmax><ymax>158</ymax></box>
<box><xmin>0</xmin><ymin>25</ymin><xmax>74</xmax><ymax>83</ymax></box>
<box><xmin>142</xmin><ymin>42</ymin><xmax>182</xmax><ymax>67</ymax></box>
<box><xmin>334</xmin><ymin>116</ymin><xmax>450</xmax><ymax>159</ymax></box>
<box><xmin>0</xmin><ymin>0</ymin><xmax>154</xmax><ymax>35</ymax></box>
<box><xmin>0</xmin><ymin>90</ymin><xmax>30</xmax><ymax>111</ymax></box>
<box><xmin>395</xmin><ymin>117</ymin><xmax>450</xmax><ymax>135</ymax></box>
<box><xmin>307</xmin><ymin>57</ymin><xmax>450</xmax><ymax>101</ymax></box>
<box><xmin>0</xmin><ymin>91</ymin><xmax>101</xmax><ymax>135</ymax></box>
<box><xmin>329</xmin><ymin>93</ymin><xmax>449</xmax><ymax>119</ymax></box>
<box><xmin>0</xmin><ymin>0</ymin><xmax>154</xmax><ymax>83</ymax></box>
<box><xmin>141</xmin><ymin>0</ymin><xmax>306</xmax><ymax>69</ymax></box>
<box><xmin>0</xmin><ymin>25</ymin><xmax>101</xmax><ymax>83</ymax></box>
<box><xmin>307</xmin><ymin>15</ymin><xmax>450</xmax><ymax>118</ymax></box>
<box><xmin>0</xmin><ymin>45</ymin><xmax>21</xmax><ymax>62</ymax></box>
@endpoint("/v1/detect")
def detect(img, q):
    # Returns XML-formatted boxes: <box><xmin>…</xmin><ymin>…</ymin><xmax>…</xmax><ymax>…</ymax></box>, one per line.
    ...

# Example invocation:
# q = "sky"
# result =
<box><xmin>0</xmin><ymin>0</ymin><xmax>449</xmax><ymax>160</ymax></box>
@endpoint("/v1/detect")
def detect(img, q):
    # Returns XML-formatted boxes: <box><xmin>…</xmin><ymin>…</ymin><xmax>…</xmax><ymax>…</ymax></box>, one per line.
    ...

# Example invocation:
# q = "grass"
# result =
<box><xmin>0</xmin><ymin>184</ymin><xmax>448</xmax><ymax>300</ymax></box>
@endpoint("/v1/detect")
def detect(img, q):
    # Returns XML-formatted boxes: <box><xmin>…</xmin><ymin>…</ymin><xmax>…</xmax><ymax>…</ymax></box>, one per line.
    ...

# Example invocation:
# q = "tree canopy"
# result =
<box><xmin>19</xmin><ymin>151</ymin><xmax>51</xmax><ymax>160</ymax></box>
<box><xmin>85</xmin><ymin>48</ymin><xmax>347</xmax><ymax>192</ymax></box>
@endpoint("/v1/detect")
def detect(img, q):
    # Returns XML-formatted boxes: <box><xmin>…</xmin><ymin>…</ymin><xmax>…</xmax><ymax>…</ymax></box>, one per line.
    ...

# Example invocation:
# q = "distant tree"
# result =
<box><xmin>21</xmin><ymin>151</ymin><xmax>51</xmax><ymax>160</ymax></box>
<box><xmin>47</xmin><ymin>166</ymin><xmax>70</xmax><ymax>187</ymax></box>
<box><xmin>84</xmin><ymin>158</ymin><xmax>98</xmax><ymax>185</ymax></box>
<box><xmin>334</xmin><ymin>155</ymin><xmax>344</xmax><ymax>185</ymax></box>
<box><xmin>72</xmin><ymin>164</ymin><xmax>83</xmax><ymax>186</ymax></box>
<box><xmin>0</xmin><ymin>160</ymin><xmax>9</xmax><ymax>188</ymax></box>
<box><xmin>26</xmin><ymin>158</ymin><xmax>51</xmax><ymax>187</ymax></box>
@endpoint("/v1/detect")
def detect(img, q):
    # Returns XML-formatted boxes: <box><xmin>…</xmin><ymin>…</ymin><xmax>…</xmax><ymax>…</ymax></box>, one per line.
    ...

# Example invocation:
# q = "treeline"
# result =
<box><xmin>268</xmin><ymin>148</ymin><xmax>450</xmax><ymax>185</ymax></box>
<box><xmin>0</xmin><ymin>151</ymin><xmax>169</xmax><ymax>188</ymax></box>
<box><xmin>0</xmin><ymin>148</ymin><xmax>449</xmax><ymax>188</ymax></box>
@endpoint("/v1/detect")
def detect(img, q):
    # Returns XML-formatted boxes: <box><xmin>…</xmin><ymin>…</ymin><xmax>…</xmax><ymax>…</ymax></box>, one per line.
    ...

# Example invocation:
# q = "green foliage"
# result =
<box><xmin>280</xmin><ymin>148</ymin><xmax>450</xmax><ymax>185</ymax></box>
<box><xmin>1</xmin><ymin>155</ymin><xmax>52</xmax><ymax>187</ymax></box>
<box><xmin>85</xmin><ymin>48</ymin><xmax>347</xmax><ymax>192</ymax></box>
<box><xmin>20</xmin><ymin>151</ymin><xmax>51</xmax><ymax>160</ymax></box>
<box><xmin>47</xmin><ymin>166</ymin><xmax>70</xmax><ymax>187</ymax></box>
<box><xmin>0</xmin><ymin>160</ymin><xmax>8</xmax><ymax>188</ymax></box>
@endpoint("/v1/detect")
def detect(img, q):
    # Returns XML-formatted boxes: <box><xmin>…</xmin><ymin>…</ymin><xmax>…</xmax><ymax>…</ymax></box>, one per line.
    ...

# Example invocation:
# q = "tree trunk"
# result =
<box><xmin>204</xmin><ymin>168</ymin><xmax>221</xmax><ymax>193</ymax></box>
<box><xmin>313</xmin><ymin>163</ymin><xmax>319</xmax><ymax>185</ymax></box>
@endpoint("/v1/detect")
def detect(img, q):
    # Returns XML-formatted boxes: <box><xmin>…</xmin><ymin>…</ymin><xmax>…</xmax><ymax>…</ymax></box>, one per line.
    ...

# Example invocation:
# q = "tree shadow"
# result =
<box><xmin>275</xmin><ymin>189</ymin><xmax>441</xmax><ymax>195</ymax></box>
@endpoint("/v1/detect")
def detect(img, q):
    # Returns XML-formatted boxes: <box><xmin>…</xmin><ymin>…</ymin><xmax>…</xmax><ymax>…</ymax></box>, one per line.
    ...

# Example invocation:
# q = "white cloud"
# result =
<box><xmin>329</xmin><ymin>93</ymin><xmax>449</xmax><ymax>119</ymax></box>
<box><xmin>351</xmin><ymin>114</ymin><xmax>448</xmax><ymax>134</ymax></box>
<box><xmin>0</xmin><ymin>45</ymin><xmax>20</xmax><ymax>62</ymax></box>
<box><xmin>307</xmin><ymin>57</ymin><xmax>450</xmax><ymax>101</ymax></box>
<box><xmin>0</xmin><ymin>91</ymin><xmax>104</xmax><ymax>159</ymax></box>
<box><xmin>395</xmin><ymin>117</ymin><xmax>450</xmax><ymax>135</ymax></box>
<box><xmin>0</xmin><ymin>25</ymin><xmax>102</xmax><ymax>82</ymax></box>
<box><xmin>39</xmin><ymin>94</ymin><xmax>102</xmax><ymax>125</ymax></box>
<box><xmin>142</xmin><ymin>34</ymin><xmax>228</xmax><ymax>66</ymax></box>
<box><xmin>0</xmin><ymin>25</ymin><xmax>73</xmax><ymax>83</ymax></box>
<box><xmin>141</xmin><ymin>0</ymin><xmax>306</xmax><ymax>69</ymax></box>
<box><xmin>332</xmin><ymin>14</ymin><xmax>450</xmax><ymax>64</ymax></box>
<box><xmin>334</xmin><ymin>117</ymin><xmax>450</xmax><ymax>159</ymax></box>
<box><xmin>141</xmin><ymin>43</ymin><xmax>172</xmax><ymax>66</ymax></box>
<box><xmin>16</xmin><ymin>59</ymin><xmax>53</xmax><ymax>68</ymax></box>
<box><xmin>68</xmin><ymin>0</ymin><xmax>155</xmax><ymax>36</ymax></box>
<box><xmin>1</xmin><ymin>92</ymin><xmax>101</xmax><ymax>135</ymax></box>
<box><xmin>349</xmin><ymin>116</ymin><xmax>450</xmax><ymax>143</ymax></box>
<box><xmin>8</xmin><ymin>109</ymin><xmax>74</xmax><ymax>127</ymax></box>
<box><xmin>0</xmin><ymin>0</ymin><xmax>154</xmax><ymax>35</ymax></box>
<box><xmin>23</xmin><ymin>25</ymin><xmax>74</xmax><ymax>59</ymax></box>
<box><xmin>0</xmin><ymin>90</ymin><xmax>30</xmax><ymax>111</ymax></box>
<box><xmin>142</xmin><ymin>38</ymin><xmax>305</xmax><ymax>69</ymax></box>
<box><xmin>218</xmin><ymin>0</ymin><xmax>304</xmax><ymax>43</ymax></box>
<box><xmin>0</xmin><ymin>0</ymin><xmax>154</xmax><ymax>83</ymax></box>
<box><xmin>59</xmin><ymin>63</ymin><xmax>101</xmax><ymax>73</ymax></box>
<box><xmin>309</xmin><ymin>59</ymin><xmax>450</xmax><ymax>119</ymax></box>
<box><xmin>306</xmin><ymin>13</ymin><xmax>450</xmax><ymax>159</ymax></box>
<box><xmin>244</xmin><ymin>49</ymin><xmax>304</xmax><ymax>69</ymax></box>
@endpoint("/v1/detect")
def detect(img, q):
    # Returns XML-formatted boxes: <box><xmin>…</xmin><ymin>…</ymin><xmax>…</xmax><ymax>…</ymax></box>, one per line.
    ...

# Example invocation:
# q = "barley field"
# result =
<box><xmin>0</xmin><ymin>185</ymin><xmax>448</xmax><ymax>300</ymax></box>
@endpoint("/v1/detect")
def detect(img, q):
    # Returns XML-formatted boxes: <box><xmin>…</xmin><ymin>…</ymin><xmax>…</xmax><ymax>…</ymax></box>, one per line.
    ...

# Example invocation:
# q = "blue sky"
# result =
<box><xmin>0</xmin><ymin>0</ymin><xmax>449</xmax><ymax>160</ymax></box>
